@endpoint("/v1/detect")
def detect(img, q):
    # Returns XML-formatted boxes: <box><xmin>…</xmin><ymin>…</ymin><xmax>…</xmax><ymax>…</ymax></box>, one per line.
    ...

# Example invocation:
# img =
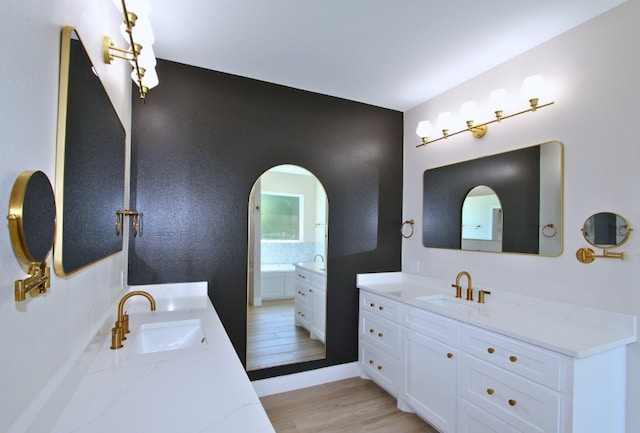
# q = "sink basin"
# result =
<box><xmin>137</xmin><ymin>319</ymin><xmax>207</xmax><ymax>354</ymax></box>
<box><xmin>415</xmin><ymin>295</ymin><xmax>479</xmax><ymax>312</ymax></box>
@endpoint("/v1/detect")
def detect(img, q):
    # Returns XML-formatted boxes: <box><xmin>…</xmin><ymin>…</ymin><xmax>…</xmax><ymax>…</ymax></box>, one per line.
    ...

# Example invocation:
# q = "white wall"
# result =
<box><xmin>403</xmin><ymin>1</ymin><xmax>640</xmax><ymax>431</ymax></box>
<box><xmin>0</xmin><ymin>0</ymin><xmax>131</xmax><ymax>431</ymax></box>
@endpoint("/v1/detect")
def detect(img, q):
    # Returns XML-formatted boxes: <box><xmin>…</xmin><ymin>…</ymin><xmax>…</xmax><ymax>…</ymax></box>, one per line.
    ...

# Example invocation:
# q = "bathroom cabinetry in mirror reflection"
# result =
<box><xmin>247</xmin><ymin>165</ymin><xmax>328</xmax><ymax>371</ymax></box>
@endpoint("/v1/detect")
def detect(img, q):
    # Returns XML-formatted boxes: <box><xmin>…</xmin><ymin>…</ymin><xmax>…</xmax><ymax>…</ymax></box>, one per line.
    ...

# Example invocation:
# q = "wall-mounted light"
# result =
<box><xmin>416</xmin><ymin>75</ymin><xmax>554</xmax><ymax>147</ymax></box>
<box><xmin>103</xmin><ymin>0</ymin><xmax>158</xmax><ymax>100</ymax></box>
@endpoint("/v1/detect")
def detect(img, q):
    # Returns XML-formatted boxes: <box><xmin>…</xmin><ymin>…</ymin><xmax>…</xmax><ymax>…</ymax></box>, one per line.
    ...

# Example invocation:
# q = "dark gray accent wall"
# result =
<box><xmin>129</xmin><ymin>59</ymin><xmax>403</xmax><ymax>379</ymax></box>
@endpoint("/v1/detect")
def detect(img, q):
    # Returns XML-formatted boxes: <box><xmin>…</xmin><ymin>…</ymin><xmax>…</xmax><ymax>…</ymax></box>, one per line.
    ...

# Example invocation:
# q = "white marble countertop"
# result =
<box><xmin>50</xmin><ymin>282</ymin><xmax>275</xmax><ymax>433</ymax></box>
<box><xmin>357</xmin><ymin>272</ymin><xmax>637</xmax><ymax>358</ymax></box>
<box><xmin>294</xmin><ymin>261</ymin><xmax>326</xmax><ymax>275</ymax></box>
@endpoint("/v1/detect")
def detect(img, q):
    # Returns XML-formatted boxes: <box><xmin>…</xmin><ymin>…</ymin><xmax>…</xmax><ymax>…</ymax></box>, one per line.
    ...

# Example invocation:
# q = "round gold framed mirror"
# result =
<box><xmin>7</xmin><ymin>170</ymin><xmax>56</xmax><ymax>301</ymax></box>
<box><xmin>581</xmin><ymin>212</ymin><xmax>630</xmax><ymax>249</ymax></box>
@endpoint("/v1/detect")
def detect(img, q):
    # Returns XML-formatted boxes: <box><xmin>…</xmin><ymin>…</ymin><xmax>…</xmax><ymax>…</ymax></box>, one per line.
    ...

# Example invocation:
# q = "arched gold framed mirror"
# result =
<box><xmin>7</xmin><ymin>170</ymin><xmax>56</xmax><ymax>301</ymax></box>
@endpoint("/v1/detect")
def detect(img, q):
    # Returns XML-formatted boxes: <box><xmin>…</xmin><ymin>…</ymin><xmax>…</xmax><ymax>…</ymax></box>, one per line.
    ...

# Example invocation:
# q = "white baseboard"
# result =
<box><xmin>251</xmin><ymin>362</ymin><xmax>359</xmax><ymax>397</ymax></box>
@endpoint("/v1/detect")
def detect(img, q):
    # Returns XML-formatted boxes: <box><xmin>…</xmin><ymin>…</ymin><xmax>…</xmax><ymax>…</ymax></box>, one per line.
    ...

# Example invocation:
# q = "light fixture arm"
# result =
<box><xmin>416</xmin><ymin>101</ymin><xmax>554</xmax><ymax>147</ymax></box>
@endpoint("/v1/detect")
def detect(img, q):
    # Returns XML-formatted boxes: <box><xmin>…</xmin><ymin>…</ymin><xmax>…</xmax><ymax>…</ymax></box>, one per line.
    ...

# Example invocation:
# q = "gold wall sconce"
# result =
<box><xmin>416</xmin><ymin>75</ymin><xmax>554</xmax><ymax>147</ymax></box>
<box><xmin>576</xmin><ymin>212</ymin><xmax>632</xmax><ymax>263</ymax></box>
<box><xmin>103</xmin><ymin>0</ymin><xmax>158</xmax><ymax>100</ymax></box>
<box><xmin>116</xmin><ymin>209</ymin><xmax>141</xmax><ymax>237</ymax></box>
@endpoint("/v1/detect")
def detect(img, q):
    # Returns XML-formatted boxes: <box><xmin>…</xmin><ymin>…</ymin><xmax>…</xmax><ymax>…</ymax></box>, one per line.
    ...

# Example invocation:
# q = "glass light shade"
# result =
<box><xmin>135</xmin><ymin>44</ymin><xmax>157</xmax><ymax>70</ymax></box>
<box><xmin>436</xmin><ymin>112</ymin><xmax>454</xmax><ymax>132</ymax></box>
<box><xmin>416</xmin><ymin>120</ymin><xmax>434</xmax><ymax>139</ymax></box>
<box><xmin>521</xmin><ymin>75</ymin><xmax>545</xmax><ymax>102</ymax></box>
<box><xmin>488</xmin><ymin>89</ymin><xmax>509</xmax><ymax>113</ymax></box>
<box><xmin>121</xmin><ymin>16</ymin><xmax>154</xmax><ymax>46</ymax></box>
<box><xmin>459</xmin><ymin>101</ymin><xmax>479</xmax><ymax>123</ymax></box>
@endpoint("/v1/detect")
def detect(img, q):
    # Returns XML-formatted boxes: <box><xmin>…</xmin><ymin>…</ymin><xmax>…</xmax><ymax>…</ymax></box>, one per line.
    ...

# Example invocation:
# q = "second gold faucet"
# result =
<box><xmin>111</xmin><ymin>290</ymin><xmax>156</xmax><ymax>350</ymax></box>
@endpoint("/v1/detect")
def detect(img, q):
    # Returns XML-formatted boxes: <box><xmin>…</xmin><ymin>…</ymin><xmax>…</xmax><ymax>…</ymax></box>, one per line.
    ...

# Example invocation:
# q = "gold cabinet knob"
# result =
<box><xmin>377</xmin><ymin>365</ymin><xmax>383</xmax><ymax>370</ymax></box>
<box><xmin>486</xmin><ymin>388</ymin><xmax>494</xmax><ymax>395</ymax></box>
<box><xmin>370</xmin><ymin>303</ymin><xmax>375</xmax><ymax>307</ymax></box>
<box><xmin>379</xmin><ymin>306</ymin><xmax>384</xmax><ymax>311</ymax></box>
<box><xmin>509</xmin><ymin>355</ymin><xmax>518</xmax><ymax>363</ymax></box>
<box><xmin>369</xmin><ymin>359</ymin><xmax>374</xmax><ymax>364</ymax></box>
<box><xmin>378</xmin><ymin>332</ymin><xmax>384</xmax><ymax>337</ymax></box>
<box><xmin>369</xmin><ymin>328</ymin><xmax>375</xmax><ymax>333</ymax></box>
<box><xmin>447</xmin><ymin>352</ymin><xmax>454</xmax><ymax>359</ymax></box>
<box><xmin>487</xmin><ymin>347</ymin><xmax>495</xmax><ymax>354</ymax></box>
<box><xmin>508</xmin><ymin>399</ymin><xmax>517</xmax><ymax>406</ymax></box>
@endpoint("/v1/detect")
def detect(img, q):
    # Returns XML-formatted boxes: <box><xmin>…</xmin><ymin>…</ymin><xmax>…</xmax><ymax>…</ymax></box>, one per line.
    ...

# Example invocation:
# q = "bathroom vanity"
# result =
<box><xmin>26</xmin><ymin>283</ymin><xmax>274</xmax><ymax>433</ymax></box>
<box><xmin>357</xmin><ymin>272</ymin><xmax>636</xmax><ymax>433</ymax></box>
<box><xmin>294</xmin><ymin>262</ymin><xmax>326</xmax><ymax>343</ymax></box>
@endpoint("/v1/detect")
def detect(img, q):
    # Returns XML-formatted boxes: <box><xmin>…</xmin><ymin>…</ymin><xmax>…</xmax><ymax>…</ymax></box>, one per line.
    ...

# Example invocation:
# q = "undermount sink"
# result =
<box><xmin>137</xmin><ymin>319</ymin><xmax>207</xmax><ymax>354</ymax></box>
<box><xmin>415</xmin><ymin>295</ymin><xmax>479</xmax><ymax>312</ymax></box>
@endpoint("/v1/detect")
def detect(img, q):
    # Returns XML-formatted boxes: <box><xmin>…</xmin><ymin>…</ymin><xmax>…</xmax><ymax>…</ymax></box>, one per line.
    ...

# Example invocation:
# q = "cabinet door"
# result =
<box><xmin>261</xmin><ymin>273</ymin><xmax>284</xmax><ymax>300</ymax></box>
<box><xmin>310</xmin><ymin>287</ymin><xmax>326</xmax><ymax>342</ymax></box>
<box><xmin>402</xmin><ymin>329</ymin><xmax>457</xmax><ymax>433</ymax></box>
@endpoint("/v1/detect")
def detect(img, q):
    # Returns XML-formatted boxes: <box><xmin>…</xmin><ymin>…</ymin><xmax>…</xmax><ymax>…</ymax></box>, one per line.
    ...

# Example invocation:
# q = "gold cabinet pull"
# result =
<box><xmin>486</xmin><ymin>388</ymin><xmax>495</xmax><ymax>395</ymax></box>
<box><xmin>378</xmin><ymin>333</ymin><xmax>384</xmax><ymax>337</ymax></box>
<box><xmin>370</xmin><ymin>303</ymin><xmax>375</xmax><ymax>307</ymax></box>
<box><xmin>487</xmin><ymin>347</ymin><xmax>495</xmax><ymax>354</ymax></box>
<box><xmin>509</xmin><ymin>355</ymin><xmax>518</xmax><ymax>363</ymax></box>
<box><xmin>369</xmin><ymin>328</ymin><xmax>375</xmax><ymax>333</ymax></box>
<box><xmin>508</xmin><ymin>399</ymin><xmax>517</xmax><ymax>406</ymax></box>
<box><xmin>379</xmin><ymin>306</ymin><xmax>384</xmax><ymax>311</ymax></box>
<box><xmin>369</xmin><ymin>359</ymin><xmax>374</xmax><ymax>365</ymax></box>
<box><xmin>377</xmin><ymin>365</ymin><xmax>383</xmax><ymax>370</ymax></box>
<box><xmin>447</xmin><ymin>352</ymin><xmax>454</xmax><ymax>359</ymax></box>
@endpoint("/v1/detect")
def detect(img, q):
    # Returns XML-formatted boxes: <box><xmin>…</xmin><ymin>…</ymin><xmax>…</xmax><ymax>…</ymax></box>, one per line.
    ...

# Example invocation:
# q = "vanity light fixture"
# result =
<box><xmin>103</xmin><ymin>0</ymin><xmax>158</xmax><ymax>100</ymax></box>
<box><xmin>416</xmin><ymin>75</ymin><xmax>554</xmax><ymax>147</ymax></box>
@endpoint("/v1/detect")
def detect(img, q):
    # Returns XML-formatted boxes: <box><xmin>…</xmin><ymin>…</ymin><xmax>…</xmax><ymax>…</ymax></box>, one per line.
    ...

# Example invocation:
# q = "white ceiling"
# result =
<box><xmin>149</xmin><ymin>0</ymin><xmax>626</xmax><ymax>111</ymax></box>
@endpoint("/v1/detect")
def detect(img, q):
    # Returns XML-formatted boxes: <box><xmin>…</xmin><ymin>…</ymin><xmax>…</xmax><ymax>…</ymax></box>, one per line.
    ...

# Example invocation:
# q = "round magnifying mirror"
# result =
<box><xmin>7</xmin><ymin>171</ymin><xmax>56</xmax><ymax>265</ymax></box>
<box><xmin>581</xmin><ymin>212</ymin><xmax>630</xmax><ymax>249</ymax></box>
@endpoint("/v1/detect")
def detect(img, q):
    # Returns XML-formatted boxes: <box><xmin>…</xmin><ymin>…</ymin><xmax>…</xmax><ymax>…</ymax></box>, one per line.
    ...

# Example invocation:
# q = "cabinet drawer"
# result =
<box><xmin>310</xmin><ymin>273</ymin><xmax>325</xmax><ymax>288</ymax></box>
<box><xmin>458</xmin><ymin>398</ymin><xmax>522</xmax><ymax>433</ymax></box>
<box><xmin>459</xmin><ymin>355</ymin><xmax>560</xmax><ymax>433</ymax></box>
<box><xmin>295</xmin><ymin>301</ymin><xmax>310</xmax><ymax>329</ymax></box>
<box><xmin>403</xmin><ymin>304</ymin><xmax>459</xmax><ymax>345</ymax></box>
<box><xmin>360</xmin><ymin>291</ymin><xmax>401</xmax><ymax>323</ymax></box>
<box><xmin>360</xmin><ymin>311</ymin><xmax>401</xmax><ymax>355</ymax></box>
<box><xmin>360</xmin><ymin>340</ymin><xmax>398</xmax><ymax>395</ymax></box>
<box><xmin>461</xmin><ymin>325</ymin><xmax>564</xmax><ymax>391</ymax></box>
<box><xmin>295</xmin><ymin>283</ymin><xmax>311</xmax><ymax>306</ymax></box>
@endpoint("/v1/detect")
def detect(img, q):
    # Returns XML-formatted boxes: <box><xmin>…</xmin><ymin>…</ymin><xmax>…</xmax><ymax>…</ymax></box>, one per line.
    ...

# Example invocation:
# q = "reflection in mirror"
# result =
<box><xmin>582</xmin><ymin>212</ymin><xmax>631</xmax><ymax>248</ymax></box>
<box><xmin>54</xmin><ymin>27</ymin><xmax>125</xmax><ymax>276</ymax></box>
<box><xmin>423</xmin><ymin>140</ymin><xmax>563</xmax><ymax>256</ymax></box>
<box><xmin>461</xmin><ymin>186</ymin><xmax>502</xmax><ymax>252</ymax></box>
<box><xmin>247</xmin><ymin>165</ymin><xmax>328</xmax><ymax>371</ymax></box>
<box><xmin>7</xmin><ymin>171</ymin><xmax>56</xmax><ymax>301</ymax></box>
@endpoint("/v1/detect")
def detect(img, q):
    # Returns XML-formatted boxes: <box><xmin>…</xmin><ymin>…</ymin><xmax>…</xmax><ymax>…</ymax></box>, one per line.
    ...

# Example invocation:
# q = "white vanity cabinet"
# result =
<box><xmin>356</xmin><ymin>275</ymin><xmax>633</xmax><ymax>433</ymax></box>
<box><xmin>358</xmin><ymin>290</ymin><xmax>402</xmax><ymax>396</ymax></box>
<box><xmin>401</xmin><ymin>305</ymin><xmax>459</xmax><ymax>433</ymax></box>
<box><xmin>294</xmin><ymin>264</ymin><xmax>326</xmax><ymax>343</ymax></box>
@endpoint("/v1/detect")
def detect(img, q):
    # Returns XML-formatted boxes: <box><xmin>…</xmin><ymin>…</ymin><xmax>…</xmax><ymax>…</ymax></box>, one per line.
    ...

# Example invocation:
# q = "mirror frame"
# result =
<box><xmin>7</xmin><ymin>170</ymin><xmax>56</xmax><ymax>301</ymax></box>
<box><xmin>423</xmin><ymin>140</ymin><xmax>563</xmax><ymax>256</ymax></box>
<box><xmin>54</xmin><ymin>26</ymin><xmax>126</xmax><ymax>276</ymax></box>
<box><xmin>581</xmin><ymin>212</ymin><xmax>631</xmax><ymax>249</ymax></box>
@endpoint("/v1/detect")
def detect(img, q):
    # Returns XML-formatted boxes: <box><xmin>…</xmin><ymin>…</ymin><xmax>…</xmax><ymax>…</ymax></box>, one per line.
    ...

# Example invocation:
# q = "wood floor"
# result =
<box><xmin>260</xmin><ymin>377</ymin><xmax>438</xmax><ymax>433</ymax></box>
<box><xmin>247</xmin><ymin>299</ymin><xmax>325</xmax><ymax>370</ymax></box>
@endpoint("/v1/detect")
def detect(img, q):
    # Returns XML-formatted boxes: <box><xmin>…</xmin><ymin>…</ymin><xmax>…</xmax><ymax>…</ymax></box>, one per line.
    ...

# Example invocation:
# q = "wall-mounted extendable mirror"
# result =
<box><xmin>54</xmin><ymin>26</ymin><xmax>126</xmax><ymax>276</ymax></box>
<box><xmin>7</xmin><ymin>171</ymin><xmax>56</xmax><ymax>301</ymax></box>
<box><xmin>576</xmin><ymin>212</ymin><xmax>633</xmax><ymax>263</ymax></box>
<box><xmin>423</xmin><ymin>140</ymin><xmax>563</xmax><ymax>256</ymax></box>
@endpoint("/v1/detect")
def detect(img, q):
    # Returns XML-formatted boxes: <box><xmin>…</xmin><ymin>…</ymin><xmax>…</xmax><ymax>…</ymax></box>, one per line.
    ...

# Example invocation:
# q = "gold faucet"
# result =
<box><xmin>452</xmin><ymin>271</ymin><xmax>473</xmax><ymax>301</ymax></box>
<box><xmin>111</xmin><ymin>290</ymin><xmax>156</xmax><ymax>350</ymax></box>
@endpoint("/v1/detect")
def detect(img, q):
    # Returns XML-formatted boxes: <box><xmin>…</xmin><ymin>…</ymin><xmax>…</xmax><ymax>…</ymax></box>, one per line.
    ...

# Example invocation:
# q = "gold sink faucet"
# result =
<box><xmin>111</xmin><ymin>290</ymin><xmax>156</xmax><ymax>350</ymax></box>
<box><xmin>452</xmin><ymin>271</ymin><xmax>473</xmax><ymax>301</ymax></box>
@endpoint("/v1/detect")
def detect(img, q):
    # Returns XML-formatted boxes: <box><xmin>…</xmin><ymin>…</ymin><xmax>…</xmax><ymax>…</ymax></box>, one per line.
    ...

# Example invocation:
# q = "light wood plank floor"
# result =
<box><xmin>247</xmin><ymin>299</ymin><xmax>325</xmax><ymax>370</ymax></box>
<box><xmin>260</xmin><ymin>377</ymin><xmax>438</xmax><ymax>433</ymax></box>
